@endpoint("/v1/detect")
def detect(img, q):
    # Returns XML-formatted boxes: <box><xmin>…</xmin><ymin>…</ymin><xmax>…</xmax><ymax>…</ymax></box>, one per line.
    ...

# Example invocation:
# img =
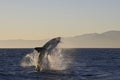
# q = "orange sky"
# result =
<box><xmin>0</xmin><ymin>0</ymin><xmax>120</xmax><ymax>40</ymax></box>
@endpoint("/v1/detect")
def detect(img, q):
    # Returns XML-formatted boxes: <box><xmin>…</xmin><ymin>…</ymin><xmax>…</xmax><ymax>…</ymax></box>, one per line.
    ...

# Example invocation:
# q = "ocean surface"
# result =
<box><xmin>0</xmin><ymin>48</ymin><xmax>120</xmax><ymax>80</ymax></box>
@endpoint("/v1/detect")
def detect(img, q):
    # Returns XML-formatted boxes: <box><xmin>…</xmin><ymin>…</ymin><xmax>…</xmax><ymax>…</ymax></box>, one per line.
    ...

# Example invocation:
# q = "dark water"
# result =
<box><xmin>0</xmin><ymin>48</ymin><xmax>120</xmax><ymax>80</ymax></box>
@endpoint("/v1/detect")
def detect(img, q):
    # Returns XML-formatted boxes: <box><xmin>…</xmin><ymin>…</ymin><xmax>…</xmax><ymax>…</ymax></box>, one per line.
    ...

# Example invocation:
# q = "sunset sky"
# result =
<box><xmin>0</xmin><ymin>0</ymin><xmax>120</xmax><ymax>40</ymax></box>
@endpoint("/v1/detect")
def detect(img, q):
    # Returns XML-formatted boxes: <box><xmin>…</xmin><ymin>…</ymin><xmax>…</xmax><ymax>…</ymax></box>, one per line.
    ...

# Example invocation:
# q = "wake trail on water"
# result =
<box><xmin>21</xmin><ymin>48</ymin><xmax>67</xmax><ymax>71</ymax></box>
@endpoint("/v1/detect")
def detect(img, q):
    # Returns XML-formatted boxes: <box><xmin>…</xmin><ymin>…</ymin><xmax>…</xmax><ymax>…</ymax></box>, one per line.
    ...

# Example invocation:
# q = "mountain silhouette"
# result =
<box><xmin>0</xmin><ymin>30</ymin><xmax>120</xmax><ymax>48</ymax></box>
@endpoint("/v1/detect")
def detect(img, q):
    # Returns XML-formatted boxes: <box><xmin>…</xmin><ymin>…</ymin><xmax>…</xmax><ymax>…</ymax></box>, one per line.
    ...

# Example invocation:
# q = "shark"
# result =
<box><xmin>34</xmin><ymin>37</ymin><xmax>61</xmax><ymax>71</ymax></box>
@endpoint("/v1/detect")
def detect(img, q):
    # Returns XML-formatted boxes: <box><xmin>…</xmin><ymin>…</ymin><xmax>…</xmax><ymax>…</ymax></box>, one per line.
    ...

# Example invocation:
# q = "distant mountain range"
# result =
<box><xmin>0</xmin><ymin>30</ymin><xmax>120</xmax><ymax>48</ymax></box>
<box><xmin>62</xmin><ymin>30</ymin><xmax>120</xmax><ymax>48</ymax></box>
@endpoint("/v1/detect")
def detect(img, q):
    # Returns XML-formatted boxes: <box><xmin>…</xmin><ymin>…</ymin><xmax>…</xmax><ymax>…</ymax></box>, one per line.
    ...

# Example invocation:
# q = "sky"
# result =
<box><xmin>0</xmin><ymin>0</ymin><xmax>120</xmax><ymax>40</ymax></box>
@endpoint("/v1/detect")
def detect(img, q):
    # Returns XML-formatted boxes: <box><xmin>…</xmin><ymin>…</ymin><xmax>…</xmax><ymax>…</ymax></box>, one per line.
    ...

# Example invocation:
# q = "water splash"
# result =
<box><xmin>21</xmin><ymin>50</ymin><xmax>39</xmax><ymax>67</ymax></box>
<box><xmin>21</xmin><ymin>48</ymin><xmax>67</xmax><ymax>71</ymax></box>
<box><xmin>48</xmin><ymin>48</ymin><xmax>66</xmax><ymax>70</ymax></box>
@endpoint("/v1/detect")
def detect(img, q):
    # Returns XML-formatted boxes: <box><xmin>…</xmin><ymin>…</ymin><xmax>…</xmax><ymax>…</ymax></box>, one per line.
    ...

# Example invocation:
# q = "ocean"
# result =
<box><xmin>0</xmin><ymin>48</ymin><xmax>120</xmax><ymax>80</ymax></box>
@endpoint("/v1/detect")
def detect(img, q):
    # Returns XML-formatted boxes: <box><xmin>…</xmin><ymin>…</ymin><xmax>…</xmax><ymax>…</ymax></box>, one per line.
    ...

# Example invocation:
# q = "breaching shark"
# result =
<box><xmin>34</xmin><ymin>37</ymin><xmax>61</xmax><ymax>71</ymax></box>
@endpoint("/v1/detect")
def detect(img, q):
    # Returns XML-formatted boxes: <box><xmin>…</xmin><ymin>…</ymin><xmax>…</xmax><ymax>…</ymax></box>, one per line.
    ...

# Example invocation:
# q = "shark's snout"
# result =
<box><xmin>55</xmin><ymin>37</ymin><xmax>61</xmax><ymax>42</ymax></box>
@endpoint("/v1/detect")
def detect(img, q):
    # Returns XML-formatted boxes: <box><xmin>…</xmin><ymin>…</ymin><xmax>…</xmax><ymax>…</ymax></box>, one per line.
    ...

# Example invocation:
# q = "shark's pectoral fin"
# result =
<box><xmin>34</xmin><ymin>47</ymin><xmax>45</xmax><ymax>52</ymax></box>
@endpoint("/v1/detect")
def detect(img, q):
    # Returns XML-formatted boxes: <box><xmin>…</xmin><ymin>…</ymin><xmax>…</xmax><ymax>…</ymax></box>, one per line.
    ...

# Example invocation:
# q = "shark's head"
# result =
<box><xmin>55</xmin><ymin>37</ymin><xmax>61</xmax><ymax>43</ymax></box>
<box><xmin>43</xmin><ymin>37</ymin><xmax>61</xmax><ymax>52</ymax></box>
<box><xmin>35</xmin><ymin>37</ymin><xmax>61</xmax><ymax>53</ymax></box>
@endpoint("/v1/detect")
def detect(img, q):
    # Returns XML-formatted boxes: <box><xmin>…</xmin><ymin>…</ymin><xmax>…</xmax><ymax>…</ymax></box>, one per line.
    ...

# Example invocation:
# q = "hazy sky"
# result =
<box><xmin>0</xmin><ymin>0</ymin><xmax>120</xmax><ymax>40</ymax></box>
